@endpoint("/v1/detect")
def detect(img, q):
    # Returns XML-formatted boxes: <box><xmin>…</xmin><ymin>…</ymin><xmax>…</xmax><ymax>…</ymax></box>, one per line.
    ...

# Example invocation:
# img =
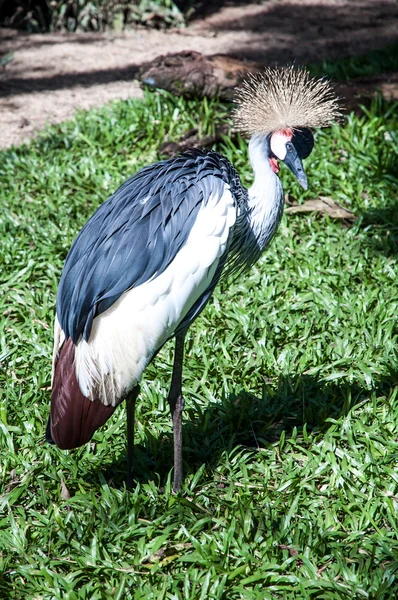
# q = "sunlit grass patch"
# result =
<box><xmin>1</xmin><ymin>90</ymin><xmax>398</xmax><ymax>599</ymax></box>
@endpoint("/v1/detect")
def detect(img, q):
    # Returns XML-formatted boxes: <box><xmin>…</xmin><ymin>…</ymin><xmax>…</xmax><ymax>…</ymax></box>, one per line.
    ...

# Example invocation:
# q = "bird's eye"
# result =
<box><xmin>286</xmin><ymin>142</ymin><xmax>293</xmax><ymax>152</ymax></box>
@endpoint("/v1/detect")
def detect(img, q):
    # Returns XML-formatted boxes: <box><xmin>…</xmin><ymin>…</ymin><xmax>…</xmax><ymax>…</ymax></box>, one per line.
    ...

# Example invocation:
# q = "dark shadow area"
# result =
<box><xmin>0</xmin><ymin>0</ymin><xmax>51</xmax><ymax>31</ymax></box>
<box><xmin>176</xmin><ymin>0</ymin><xmax>261</xmax><ymax>22</ymax></box>
<box><xmin>213</xmin><ymin>1</ymin><xmax>398</xmax><ymax>65</ymax></box>
<box><xmin>83</xmin><ymin>369</ymin><xmax>397</xmax><ymax>490</ymax></box>
<box><xmin>0</xmin><ymin>63</ymin><xmax>140</xmax><ymax>97</ymax></box>
<box><xmin>358</xmin><ymin>207</ymin><xmax>398</xmax><ymax>258</ymax></box>
<box><xmin>0</xmin><ymin>31</ymin><xmax>109</xmax><ymax>48</ymax></box>
<box><xmin>347</xmin><ymin>98</ymin><xmax>398</xmax><ymax>259</ymax></box>
<box><xmin>206</xmin><ymin>1</ymin><xmax>397</xmax><ymax>34</ymax></box>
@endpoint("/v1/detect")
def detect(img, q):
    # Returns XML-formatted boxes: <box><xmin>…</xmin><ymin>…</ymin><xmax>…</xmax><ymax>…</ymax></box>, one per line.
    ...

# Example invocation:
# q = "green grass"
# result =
<box><xmin>1</xmin><ymin>90</ymin><xmax>398</xmax><ymax>599</ymax></box>
<box><xmin>309</xmin><ymin>42</ymin><xmax>398</xmax><ymax>81</ymax></box>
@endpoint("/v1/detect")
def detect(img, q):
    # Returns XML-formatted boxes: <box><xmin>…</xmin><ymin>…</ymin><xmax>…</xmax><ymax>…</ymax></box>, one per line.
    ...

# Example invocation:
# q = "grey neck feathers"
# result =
<box><xmin>246</xmin><ymin>134</ymin><xmax>284</xmax><ymax>252</ymax></box>
<box><xmin>225</xmin><ymin>134</ymin><xmax>285</xmax><ymax>280</ymax></box>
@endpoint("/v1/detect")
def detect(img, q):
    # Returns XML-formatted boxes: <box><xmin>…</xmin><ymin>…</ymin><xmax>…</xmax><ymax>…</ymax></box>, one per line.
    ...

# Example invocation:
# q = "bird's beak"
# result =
<box><xmin>282</xmin><ymin>147</ymin><xmax>308</xmax><ymax>191</ymax></box>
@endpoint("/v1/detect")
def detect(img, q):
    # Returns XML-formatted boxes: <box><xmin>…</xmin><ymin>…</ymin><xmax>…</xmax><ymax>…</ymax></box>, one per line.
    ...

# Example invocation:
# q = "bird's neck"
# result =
<box><xmin>247</xmin><ymin>134</ymin><xmax>284</xmax><ymax>250</ymax></box>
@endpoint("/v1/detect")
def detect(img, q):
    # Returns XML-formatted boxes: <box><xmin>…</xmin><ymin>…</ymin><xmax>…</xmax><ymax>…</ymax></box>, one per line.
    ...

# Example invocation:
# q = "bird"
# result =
<box><xmin>46</xmin><ymin>66</ymin><xmax>340</xmax><ymax>492</ymax></box>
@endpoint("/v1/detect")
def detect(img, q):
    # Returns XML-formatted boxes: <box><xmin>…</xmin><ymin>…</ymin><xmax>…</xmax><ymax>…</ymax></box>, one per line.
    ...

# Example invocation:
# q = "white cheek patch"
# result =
<box><xmin>270</xmin><ymin>131</ymin><xmax>292</xmax><ymax>160</ymax></box>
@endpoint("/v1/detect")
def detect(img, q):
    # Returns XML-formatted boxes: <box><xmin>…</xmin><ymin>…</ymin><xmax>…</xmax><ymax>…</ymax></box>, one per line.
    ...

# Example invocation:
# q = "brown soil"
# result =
<box><xmin>0</xmin><ymin>0</ymin><xmax>397</xmax><ymax>149</ymax></box>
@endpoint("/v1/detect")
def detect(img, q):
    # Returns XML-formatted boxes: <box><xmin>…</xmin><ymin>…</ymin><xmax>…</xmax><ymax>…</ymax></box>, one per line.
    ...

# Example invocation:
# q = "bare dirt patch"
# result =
<box><xmin>0</xmin><ymin>0</ymin><xmax>397</xmax><ymax>149</ymax></box>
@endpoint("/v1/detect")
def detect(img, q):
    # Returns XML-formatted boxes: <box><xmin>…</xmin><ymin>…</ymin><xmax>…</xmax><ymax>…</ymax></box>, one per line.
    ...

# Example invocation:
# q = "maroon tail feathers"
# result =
<box><xmin>50</xmin><ymin>337</ymin><xmax>115</xmax><ymax>449</ymax></box>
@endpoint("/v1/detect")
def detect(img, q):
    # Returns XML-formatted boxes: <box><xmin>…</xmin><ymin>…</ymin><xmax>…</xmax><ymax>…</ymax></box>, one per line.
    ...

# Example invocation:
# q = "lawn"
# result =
<box><xmin>1</xmin><ymin>80</ymin><xmax>398</xmax><ymax>598</ymax></box>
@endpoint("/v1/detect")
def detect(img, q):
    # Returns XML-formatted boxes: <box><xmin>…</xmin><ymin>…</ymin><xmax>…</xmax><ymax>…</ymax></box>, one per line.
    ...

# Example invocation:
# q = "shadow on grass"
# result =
<box><xmin>359</xmin><ymin>203</ymin><xmax>398</xmax><ymax>258</ymax></box>
<box><xmin>92</xmin><ymin>371</ymin><xmax>396</xmax><ymax>489</ymax></box>
<box><xmin>357</xmin><ymin>198</ymin><xmax>398</xmax><ymax>259</ymax></box>
<box><xmin>332</xmin><ymin>97</ymin><xmax>398</xmax><ymax>258</ymax></box>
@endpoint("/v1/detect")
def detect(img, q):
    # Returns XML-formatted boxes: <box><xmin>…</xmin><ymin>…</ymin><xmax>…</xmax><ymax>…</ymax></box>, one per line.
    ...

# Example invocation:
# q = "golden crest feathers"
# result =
<box><xmin>233</xmin><ymin>66</ymin><xmax>342</xmax><ymax>135</ymax></box>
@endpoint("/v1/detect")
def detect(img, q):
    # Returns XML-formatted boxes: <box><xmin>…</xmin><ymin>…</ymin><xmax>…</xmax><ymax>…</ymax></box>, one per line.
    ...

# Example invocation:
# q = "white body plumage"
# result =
<box><xmin>55</xmin><ymin>186</ymin><xmax>237</xmax><ymax>405</ymax></box>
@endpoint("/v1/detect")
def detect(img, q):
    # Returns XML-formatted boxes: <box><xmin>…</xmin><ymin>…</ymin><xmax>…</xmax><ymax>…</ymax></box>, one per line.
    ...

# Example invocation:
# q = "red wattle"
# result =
<box><xmin>269</xmin><ymin>157</ymin><xmax>280</xmax><ymax>173</ymax></box>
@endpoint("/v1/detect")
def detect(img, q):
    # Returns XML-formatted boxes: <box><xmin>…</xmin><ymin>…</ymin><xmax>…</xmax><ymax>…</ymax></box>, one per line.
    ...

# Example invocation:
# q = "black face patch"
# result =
<box><xmin>291</xmin><ymin>128</ymin><xmax>314</xmax><ymax>159</ymax></box>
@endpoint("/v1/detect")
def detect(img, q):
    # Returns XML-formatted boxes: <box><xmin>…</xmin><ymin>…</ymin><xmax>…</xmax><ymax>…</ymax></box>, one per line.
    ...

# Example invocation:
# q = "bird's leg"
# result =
<box><xmin>126</xmin><ymin>384</ymin><xmax>140</xmax><ymax>489</ymax></box>
<box><xmin>168</xmin><ymin>331</ymin><xmax>186</xmax><ymax>493</ymax></box>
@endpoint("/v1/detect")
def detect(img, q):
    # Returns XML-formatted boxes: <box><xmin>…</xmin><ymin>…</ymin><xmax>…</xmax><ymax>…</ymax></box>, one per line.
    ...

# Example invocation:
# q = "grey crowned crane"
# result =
<box><xmin>47</xmin><ymin>67</ymin><xmax>340</xmax><ymax>492</ymax></box>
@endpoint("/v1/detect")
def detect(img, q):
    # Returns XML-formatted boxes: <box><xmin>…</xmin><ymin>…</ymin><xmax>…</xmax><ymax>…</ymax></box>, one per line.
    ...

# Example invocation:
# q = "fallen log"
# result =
<box><xmin>138</xmin><ymin>50</ymin><xmax>398</xmax><ymax>111</ymax></box>
<box><xmin>138</xmin><ymin>50</ymin><xmax>258</xmax><ymax>100</ymax></box>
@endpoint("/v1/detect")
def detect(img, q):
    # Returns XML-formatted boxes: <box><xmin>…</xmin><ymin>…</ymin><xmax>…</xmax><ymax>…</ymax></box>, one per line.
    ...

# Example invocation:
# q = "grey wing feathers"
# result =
<box><xmin>57</xmin><ymin>150</ymin><xmax>239</xmax><ymax>344</ymax></box>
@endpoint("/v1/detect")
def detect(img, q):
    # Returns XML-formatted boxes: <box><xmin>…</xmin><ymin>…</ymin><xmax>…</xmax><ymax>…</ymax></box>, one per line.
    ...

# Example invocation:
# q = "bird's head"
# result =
<box><xmin>268</xmin><ymin>127</ymin><xmax>314</xmax><ymax>190</ymax></box>
<box><xmin>233</xmin><ymin>66</ymin><xmax>341</xmax><ymax>190</ymax></box>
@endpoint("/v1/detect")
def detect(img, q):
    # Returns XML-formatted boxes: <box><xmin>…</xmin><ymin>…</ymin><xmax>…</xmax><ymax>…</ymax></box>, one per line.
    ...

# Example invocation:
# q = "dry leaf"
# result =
<box><xmin>142</xmin><ymin>548</ymin><xmax>166</xmax><ymax>564</ymax></box>
<box><xmin>141</xmin><ymin>542</ymin><xmax>192</xmax><ymax>566</ymax></box>
<box><xmin>5</xmin><ymin>469</ymin><xmax>20</xmax><ymax>493</ymax></box>
<box><xmin>285</xmin><ymin>196</ymin><xmax>356</xmax><ymax>221</ymax></box>
<box><xmin>60</xmin><ymin>479</ymin><xmax>71</xmax><ymax>500</ymax></box>
<box><xmin>279</xmin><ymin>544</ymin><xmax>299</xmax><ymax>556</ymax></box>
